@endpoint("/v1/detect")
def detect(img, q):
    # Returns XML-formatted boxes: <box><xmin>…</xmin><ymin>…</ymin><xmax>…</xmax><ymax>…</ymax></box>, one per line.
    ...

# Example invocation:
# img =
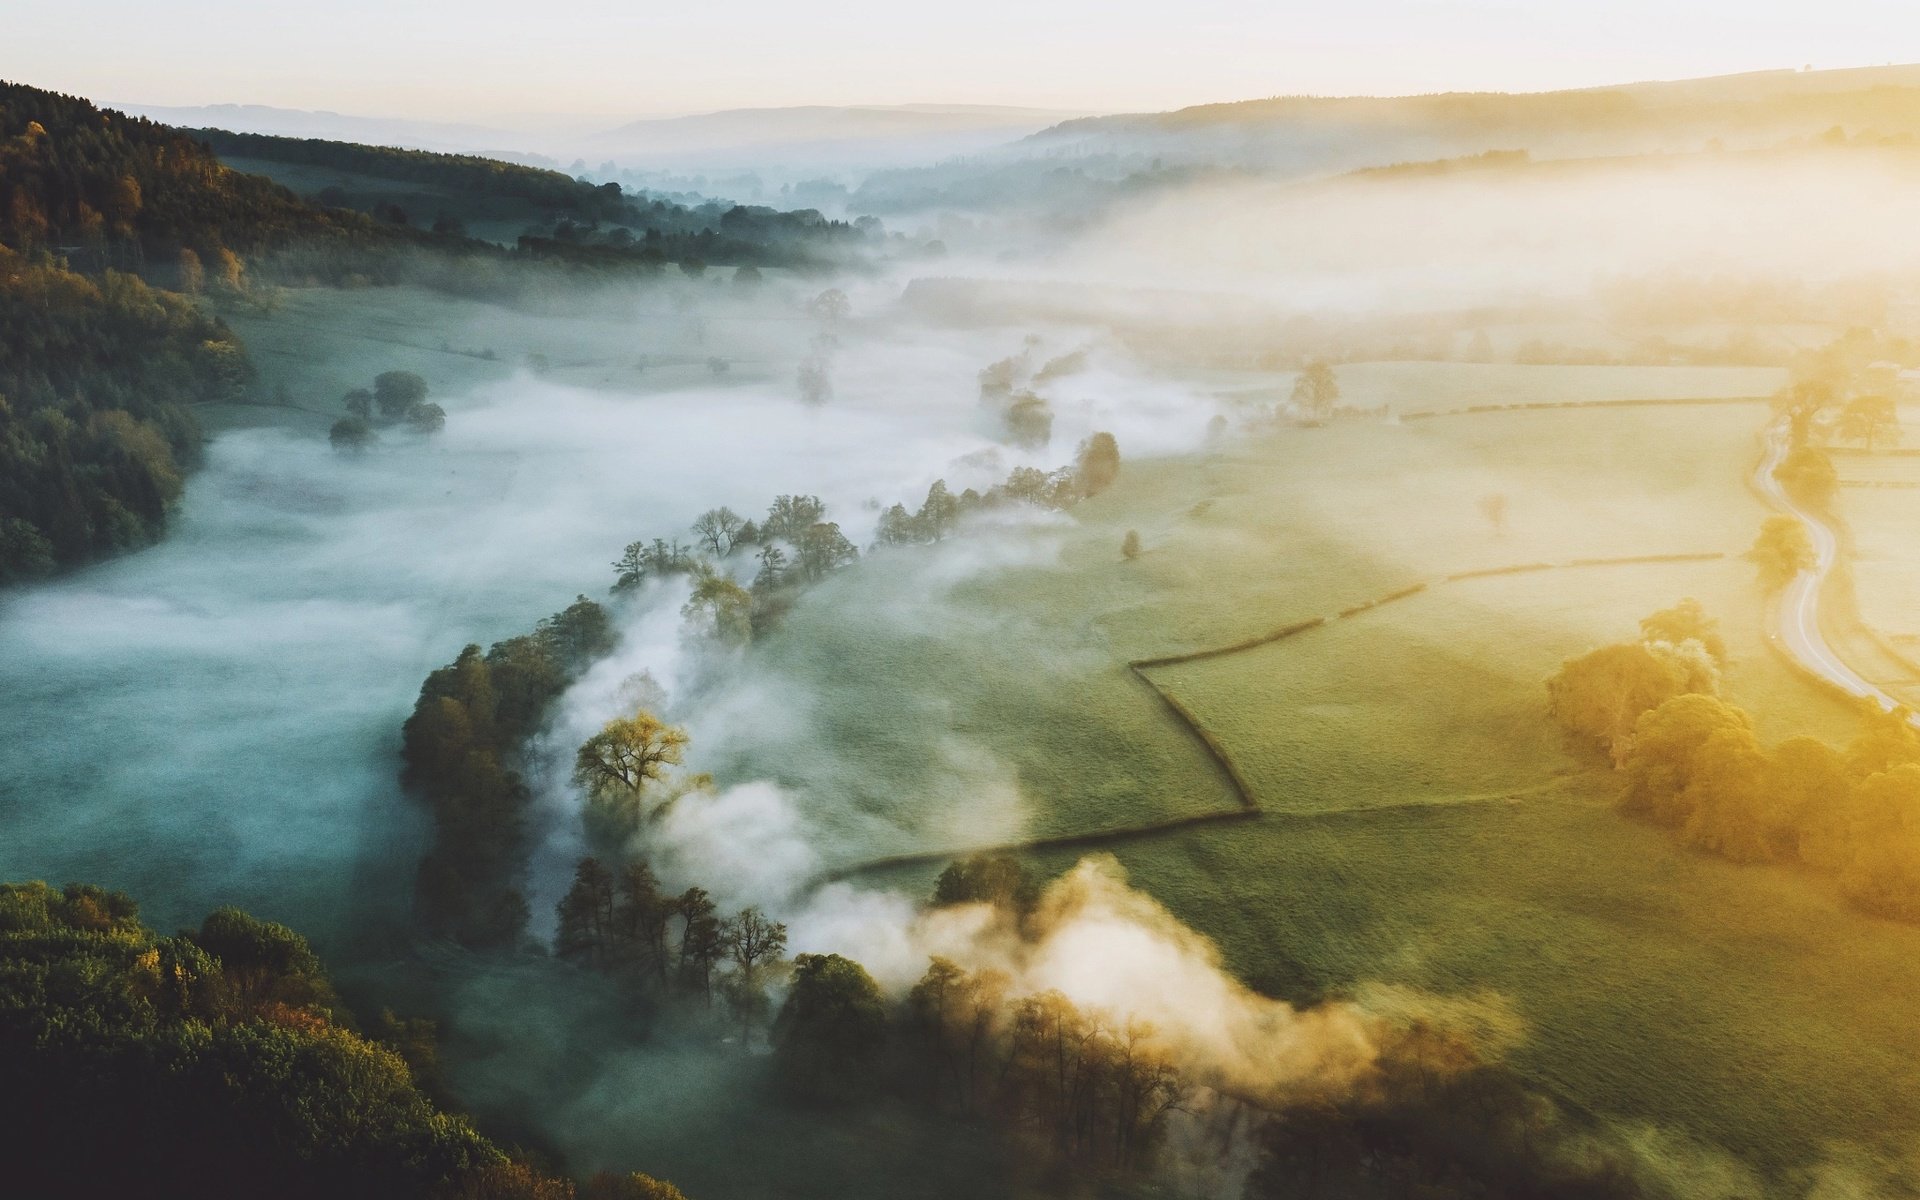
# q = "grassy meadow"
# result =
<box><xmin>772</xmin><ymin>380</ymin><xmax>1920</xmax><ymax>1183</ymax></box>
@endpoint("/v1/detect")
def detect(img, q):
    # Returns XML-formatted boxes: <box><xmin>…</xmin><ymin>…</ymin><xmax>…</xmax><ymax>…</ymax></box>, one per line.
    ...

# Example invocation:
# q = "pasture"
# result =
<box><xmin>783</xmin><ymin>378</ymin><xmax>1920</xmax><ymax>1183</ymax></box>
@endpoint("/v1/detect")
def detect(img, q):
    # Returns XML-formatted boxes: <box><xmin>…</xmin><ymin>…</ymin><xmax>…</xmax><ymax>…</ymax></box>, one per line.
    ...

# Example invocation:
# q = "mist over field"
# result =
<box><xmin>12</xmin><ymin>48</ymin><xmax>1920</xmax><ymax>1200</ymax></box>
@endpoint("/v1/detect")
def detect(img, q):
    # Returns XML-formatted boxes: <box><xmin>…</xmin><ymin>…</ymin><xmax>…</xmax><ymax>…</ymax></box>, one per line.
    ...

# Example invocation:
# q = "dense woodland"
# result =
<box><xmin>0</xmin><ymin>249</ymin><xmax>250</xmax><ymax>578</ymax></box>
<box><xmin>0</xmin><ymin>880</ymin><xmax>691</xmax><ymax>1199</ymax></box>
<box><xmin>401</xmin><ymin>597</ymin><xmax>616</xmax><ymax>946</ymax></box>
<box><xmin>195</xmin><ymin>126</ymin><xmax>873</xmax><ymax>269</ymax></box>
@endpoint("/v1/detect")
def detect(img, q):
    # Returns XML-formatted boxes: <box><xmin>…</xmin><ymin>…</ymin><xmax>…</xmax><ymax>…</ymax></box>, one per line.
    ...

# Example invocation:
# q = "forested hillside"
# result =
<box><xmin>0</xmin><ymin>880</ymin><xmax>688</xmax><ymax>1199</ymax></box>
<box><xmin>0</xmin><ymin>81</ymin><xmax>401</xmax><ymax>269</ymax></box>
<box><xmin>0</xmin><ymin>252</ymin><xmax>248</xmax><ymax>579</ymax></box>
<box><xmin>194</xmin><ymin>126</ymin><xmax>873</xmax><ymax>268</ymax></box>
<box><xmin>0</xmin><ymin>81</ymin><xmax>397</xmax><ymax>580</ymax></box>
<box><xmin>0</xmin><ymin>79</ymin><xmax>877</xmax><ymax>581</ymax></box>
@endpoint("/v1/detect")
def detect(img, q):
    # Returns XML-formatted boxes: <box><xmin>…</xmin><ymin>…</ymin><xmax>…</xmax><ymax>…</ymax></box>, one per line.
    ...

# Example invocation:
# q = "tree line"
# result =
<box><xmin>1549</xmin><ymin>599</ymin><xmax>1920</xmax><ymax>922</ymax></box>
<box><xmin>400</xmin><ymin>596</ymin><xmax>617</xmax><ymax>947</ymax></box>
<box><xmin>610</xmin><ymin>435</ymin><xmax>1122</xmax><ymax>642</ymax></box>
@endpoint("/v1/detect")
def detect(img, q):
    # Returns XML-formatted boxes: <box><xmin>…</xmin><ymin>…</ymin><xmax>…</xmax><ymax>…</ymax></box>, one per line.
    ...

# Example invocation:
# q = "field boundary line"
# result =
<box><xmin>1399</xmin><ymin>395</ymin><xmax>1768</xmax><ymax>422</ymax></box>
<box><xmin>817</xmin><ymin>550</ymin><xmax>1732</xmax><ymax>886</ymax></box>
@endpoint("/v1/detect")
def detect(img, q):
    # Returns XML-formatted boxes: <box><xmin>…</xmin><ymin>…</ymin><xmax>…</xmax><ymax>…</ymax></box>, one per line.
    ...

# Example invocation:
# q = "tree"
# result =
<box><xmin>406</xmin><ymin>401</ymin><xmax>447</xmax><ymax>433</ymax></box>
<box><xmin>1005</xmin><ymin>391</ymin><xmax>1053</xmax><ymax>448</ymax></box>
<box><xmin>722</xmin><ymin>906</ymin><xmax>789</xmax><ymax>1043</ymax></box>
<box><xmin>192</xmin><ymin>906</ymin><xmax>338</xmax><ymax>1020</ymax></box>
<box><xmin>763</xmin><ymin>494</ymin><xmax>826</xmax><ymax>543</ymax></box>
<box><xmin>915</xmin><ymin>480</ymin><xmax>959</xmax><ymax>541</ymax></box>
<box><xmin>675</xmin><ymin>888</ymin><xmax>722</xmax><ymax>999</ymax></box>
<box><xmin>907</xmin><ymin>957</ymin><xmax>1008</xmax><ymax>1113</ymax></box>
<box><xmin>374</xmin><ymin>370</ymin><xmax>429</xmax><ymax>419</ymax></box>
<box><xmin>555</xmin><ymin>857</ymin><xmax>618</xmax><ymax>969</ymax></box>
<box><xmin>1121</xmin><ymin>530</ymin><xmax>1141</xmax><ymax>559</ymax></box>
<box><xmin>682</xmin><ymin>567</ymin><xmax>753</xmax><ymax>645</ymax></box>
<box><xmin>1775</xmin><ymin>445</ymin><xmax>1838</xmax><ymax>506</ymax></box>
<box><xmin>724</xmin><ymin>906</ymin><xmax>788</xmax><ymax>980</ymax></box>
<box><xmin>875</xmin><ymin>504</ymin><xmax>918</xmax><ymax>547</ymax></box>
<box><xmin>1837</xmin><ymin>393</ymin><xmax>1900</xmax><ymax>452</ymax></box>
<box><xmin>211</xmin><ymin>246</ymin><xmax>245</xmax><ymax>294</ymax></box>
<box><xmin>932</xmin><ymin>853</ymin><xmax>1039</xmax><ymax>916</ymax></box>
<box><xmin>329</xmin><ymin>417</ymin><xmax>374</xmax><ymax>453</ymax></box>
<box><xmin>797</xmin><ymin>355</ymin><xmax>832</xmax><ymax>405</ymax></box>
<box><xmin>807</xmin><ymin>288</ymin><xmax>850</xmax><ymax>324</ymax></box>
<box><xmin>177</xmin><ymin>247</ymin><xmax>204</xmax><ymax>294</ymax></box>
<box><xmin>573</xmin><ymin>710</ymin><xmax>691</xmax><ymax>836</ymax></box>
<box><xmin>794</xmin><ymin>522</ymin><xmax>858</xmax><ymax>582</ymax></box>
<box><xmin>1747</xmin><ymin>516</ymin><xmax>1815</xmax><ymax>591</ymax></box>
<box><xmin>584</xmin><ymin>1172</ymin><xmax>690</xmax><ymax>1200</ymax></box>
<box><xmin>1618</xmin><ymin>692</ymin><xmax>1754</xmax><ymax>826</ymax></box>
<box><xmin>1638</xmin><ymin>597</ymin><xmax>1727</xmax><ymax>665</ymax></box>
<box><xmin>1075</xmin><ymin>431</ymin><xmax>1121</xmax><ymax>497</ymax></box>
<box><xmin>343</xmin><ymin>388</ymin><xmax>374</xmax><ymax>418</ymax></box>
<box><xmin>691</xmin><ymin>506</ymin><xmax>746</xmax><ymax>556</ymax></box>
<box><xmin>1290</xmin><ymin>360</ymin><xmax>1340</xmax><ymax>421</ymax></box>
<box><xmin>752</xmin><ymin>543</ymin><xmax>788</xmax><ymax>592</ymax></box>
<box><xmin>772</xmin><ymin>953</ymin><xmax>889</xmax><ymax>1103</ymax></box>
<box><xmin>615</xmin><ymin>860</ymin><xmax>674</xmax><ymax>985</ymax></box>
<box><xmin>1547</xmin><ymin>637</ymin><xmax>1719</xmax><ymax>765</ymax></box>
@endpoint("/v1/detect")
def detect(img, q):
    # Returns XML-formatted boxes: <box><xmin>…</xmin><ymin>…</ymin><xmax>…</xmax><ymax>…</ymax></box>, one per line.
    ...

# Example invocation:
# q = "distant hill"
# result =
<box><xmin>107</xmin><ymin>100</ymin><xmax>567</xmax><ymax>158</ymax></box>
<box><xmin>113</xmin><ymin>99</ymin><xmax>1091</xmax><ymax>176</ymax></box>
<box><xmin>590</xmin><ymin>103</ymin><xmax>1086</xmax><ymax>170</ymax></box>
<box><xmin>1023</xmin><ymin>64</ymin><xmax>1920</xmax><ymax>170</ymax></box>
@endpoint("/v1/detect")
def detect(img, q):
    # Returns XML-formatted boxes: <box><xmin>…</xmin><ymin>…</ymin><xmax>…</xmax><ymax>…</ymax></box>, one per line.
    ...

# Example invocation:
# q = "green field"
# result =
<box><xmin>760</xmin><ymin>384</ymin><xmax>1920</xmax><ymax>1186</ymax></box>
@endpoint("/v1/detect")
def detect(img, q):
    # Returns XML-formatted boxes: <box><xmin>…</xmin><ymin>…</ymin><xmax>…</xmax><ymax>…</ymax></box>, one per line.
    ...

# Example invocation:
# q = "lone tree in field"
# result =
<box><xmin>1478</xmin><ymin>493</ymin><xmax>1508</xmax><ymax>534</ymax></box>
<box><xmin>1290</xmin><ymin>360</ymin><xmax>1340</xmax><ymax>422</ymax></box>
<box><xmin>1837</xmin><ymin>394</ymin><xmax>1900</xmax><ymax>452</ymax></box>
<box><xmin>328</xmin><ymin>417</ymin><xmax>374</xmax><ymax>454</ymax></box>
<box><xmin>1748</xmin><ymin>515</ymin><xmax>1816</xmax><ymax>590</ymax></box>
<box><xmin>1775</xmin><ymin>445</ymin><xmax>1839</xmax><ymax>506</ymax></box>
<box><xmin>374</xmin><ymin>370</ymin><xmax>428</xmax><ymax>419</ymax></box>
<box><xmin>1076</xmin><ymin>431</ymin><xmax>1121</xmax><ymax>497</ymax></box>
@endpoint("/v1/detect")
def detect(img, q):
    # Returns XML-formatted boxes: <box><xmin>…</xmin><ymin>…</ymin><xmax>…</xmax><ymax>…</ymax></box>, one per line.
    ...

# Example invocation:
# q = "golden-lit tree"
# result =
<box><xmin>1746</xmin><ymin>516</ymin><xmax>1815</xmax><ymax>591</ymax></box>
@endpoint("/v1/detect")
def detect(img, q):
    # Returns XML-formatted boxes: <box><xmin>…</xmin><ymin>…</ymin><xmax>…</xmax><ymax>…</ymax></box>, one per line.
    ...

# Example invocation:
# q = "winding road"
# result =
<box><xmin>1753</xmin><ymin>420</ymin><xmax>1910</xmax><ymax>714</ymax></box>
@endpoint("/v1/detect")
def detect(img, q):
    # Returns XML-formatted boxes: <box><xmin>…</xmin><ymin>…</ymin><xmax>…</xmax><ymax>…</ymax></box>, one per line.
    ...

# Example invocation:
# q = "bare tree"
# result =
<box><xmin>691</xmin><ymin>506</ymin><xmax>746</xmax><ymax>556</ymax></box>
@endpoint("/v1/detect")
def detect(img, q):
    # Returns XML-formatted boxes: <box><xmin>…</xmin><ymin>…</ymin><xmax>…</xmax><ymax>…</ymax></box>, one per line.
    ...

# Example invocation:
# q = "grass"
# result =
<box><xmin>776</xmin><ymin>385</ymin><xmax>1920</xmax><ymax>1184</ymax></box>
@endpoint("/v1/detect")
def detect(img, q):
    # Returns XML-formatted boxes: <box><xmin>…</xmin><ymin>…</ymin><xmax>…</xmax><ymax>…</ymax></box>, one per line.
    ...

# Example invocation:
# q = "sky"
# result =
<box><xmin>6</xmin><ymin>0</ymin><xmax>1920</xmax><ymax>122</ymax></box>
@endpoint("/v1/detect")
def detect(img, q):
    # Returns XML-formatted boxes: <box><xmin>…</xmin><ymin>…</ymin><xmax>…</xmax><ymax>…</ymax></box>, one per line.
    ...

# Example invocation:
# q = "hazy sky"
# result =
<box><xmin>8</xmin><ymin>0</ymin><xmax>1919</xmax><ymax>121</ymax></box>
